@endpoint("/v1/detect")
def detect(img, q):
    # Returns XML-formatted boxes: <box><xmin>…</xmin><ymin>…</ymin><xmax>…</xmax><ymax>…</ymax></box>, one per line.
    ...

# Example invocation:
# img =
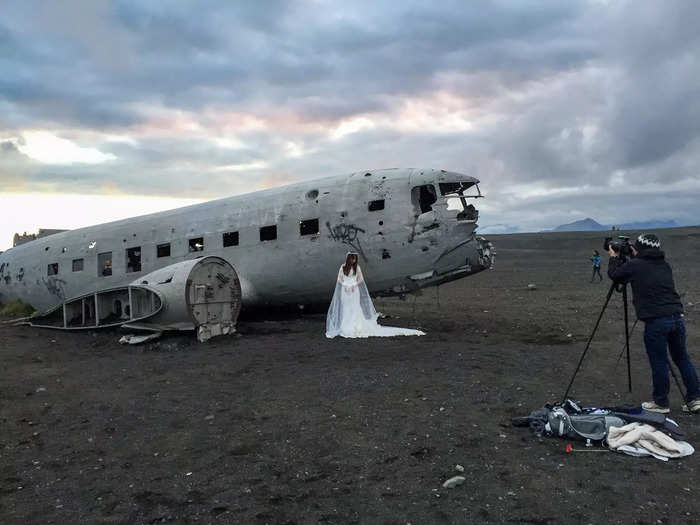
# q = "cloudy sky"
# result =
<box><xmin>1</xmin><ymin>0</ymin><xmax>699</xmax><ymax>249</ymax></box>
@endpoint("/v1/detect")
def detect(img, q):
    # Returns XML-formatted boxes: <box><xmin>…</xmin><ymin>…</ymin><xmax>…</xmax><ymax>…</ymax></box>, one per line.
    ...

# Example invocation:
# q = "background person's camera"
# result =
<box><xmin>604</xmin><ymin>235</ymin><xmax>633</xmax><ymax>260</ymax></box>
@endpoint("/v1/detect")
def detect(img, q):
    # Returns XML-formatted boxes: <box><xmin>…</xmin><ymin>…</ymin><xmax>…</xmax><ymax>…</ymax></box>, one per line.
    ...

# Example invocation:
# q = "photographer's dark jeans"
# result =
<box><xmin>644</xmin><ymin>314</ymin><xmax>700</xmax><ymax>407</ymax></box>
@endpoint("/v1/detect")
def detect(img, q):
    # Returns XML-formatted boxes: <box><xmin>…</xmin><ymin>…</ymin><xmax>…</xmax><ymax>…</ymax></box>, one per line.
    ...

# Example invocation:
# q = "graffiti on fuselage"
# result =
<box><xmin>326</xmin><ymin>222</ymin><xmax>367</xmax><ymax>261</ymax></box>
<box><xmin>43</xmin><ymin>276</ymin><xmax>67</xmax><ymax>300</ymax></box>
<box><xmin>0</xmin><ymin>262</ymin><xmax>9</xmax><ymax>284</ymax></box>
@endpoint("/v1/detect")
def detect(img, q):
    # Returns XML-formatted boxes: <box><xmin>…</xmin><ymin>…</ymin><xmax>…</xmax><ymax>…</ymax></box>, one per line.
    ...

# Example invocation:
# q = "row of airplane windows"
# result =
<box><xmin>43</xmin><ymin>217</ymin><xmax>327</xmax><ymax>277</ymax></box>
<box><xmin>5</xmin><ymin>197</ymin><xmax>391</xmax><ymax>277</ymax></box>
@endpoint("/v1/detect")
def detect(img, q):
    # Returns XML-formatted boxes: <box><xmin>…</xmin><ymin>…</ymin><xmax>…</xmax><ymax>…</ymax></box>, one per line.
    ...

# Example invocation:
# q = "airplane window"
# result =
<box><xmin>98</xmin><ymin>252</ymin><xmax>112</xmax><ymax>277</ymax></box>
<box><xmin>72</xmin><ymin>258</ymin><xmax>84</xmax><ymax>272</ymax></box>
<box><xmin>411</xmin><ymin>185</ymin><xmax>437</xmax><ymax>214</ymax></box>
<box><xmin>368</xmin><ymin>199</ymin><xmax>385</xmax><ymax>212</ymax></box>
<box><xmin>189</xmin><ymin>237</ymin><xmax>204</xmax><ymax>252</ymax></box>
<box><xmin>157</xmin><ymin>243</ymin><xmax>171</xmax><ymax>258</ymax></box>
<box><xmin>126</xmin><ymin>247</ymin><xmax>142</xmax><ymax>273</ymax></box>
<box><xmin>439</xmin><ymin>182</ymin><xmax>475</xmax><ymax>195</ymax></box>
<box><xmin>223</xmin><ymin>231</ymin><xmax>239</xmax><ymax>247</ymax></box>
<box><xmin>47</xmin><ymin>263</ymin><xmax>58</xmax><ymax>276</ymax></box>
<box><xmin>260</xmin><ymin>225</ymin><xmax>277</xmax><ymax>241</ymax></box>
<box><xmin>300</xmin><ymin>218</ymin><xmax>320</xmax><ymax>236</ymax></box>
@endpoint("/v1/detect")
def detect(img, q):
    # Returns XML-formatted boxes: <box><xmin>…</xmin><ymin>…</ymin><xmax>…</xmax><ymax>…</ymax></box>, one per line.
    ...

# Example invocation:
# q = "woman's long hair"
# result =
<box><xmin>343</xmin><ymin>253</ymin><xmax>358</xmax><ymax>276</ymax></box>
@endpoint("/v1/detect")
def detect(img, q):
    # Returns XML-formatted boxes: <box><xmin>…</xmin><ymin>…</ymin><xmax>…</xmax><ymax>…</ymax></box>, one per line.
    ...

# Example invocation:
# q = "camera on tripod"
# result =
<box><xmin>604</xmin><ymin>235</ymin><xmax>633</xmax><ymax>261</ymax></box>
<box><xmin>563</xmin><ymin>235</ymin><xmax>636</xmax><ymax>401</ymax></box>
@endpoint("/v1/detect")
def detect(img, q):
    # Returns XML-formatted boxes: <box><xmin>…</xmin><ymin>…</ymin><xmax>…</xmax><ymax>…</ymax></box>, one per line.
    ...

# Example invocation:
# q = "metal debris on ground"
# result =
<box><xmin>119</xmin><ymin>333</ymin><xmax>162</xmax><ymax>345</ymax></box>
<box><xmin>442</xmin><ymin>476</ymin><xmax>466</xmax><ymax>489</ymax></box>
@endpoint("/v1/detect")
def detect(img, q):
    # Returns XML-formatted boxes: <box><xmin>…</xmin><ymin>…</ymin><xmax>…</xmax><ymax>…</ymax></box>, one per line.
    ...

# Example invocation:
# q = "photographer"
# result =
<box><xmin>608</xmin><ymin>233</ymin><xmax>700</xmax><ymax>413</ymax></box>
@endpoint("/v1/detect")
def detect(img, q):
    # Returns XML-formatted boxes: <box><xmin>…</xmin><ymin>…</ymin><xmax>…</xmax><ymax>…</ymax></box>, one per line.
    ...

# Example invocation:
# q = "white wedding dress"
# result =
<box><xmin>325</xmin><ymin>265</ymin><xmax>425</xmax><ymax>338</ymax></box>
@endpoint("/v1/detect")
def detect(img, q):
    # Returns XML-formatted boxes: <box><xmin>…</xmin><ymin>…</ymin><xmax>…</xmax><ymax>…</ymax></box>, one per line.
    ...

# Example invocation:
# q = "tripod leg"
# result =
<box><xmin>562</xmin><ymin>282</ymin><xmax>617</xmax><ymax>402</ymax></box>
<box><xmin>614</xmin><ymin>319</ymin><xmax>638</xmax><ymax>371</ymax></box>
<box><xmin>622</xmin><ymin>285</ymin><xmax>632</xmax><ymax>393</ymax></box>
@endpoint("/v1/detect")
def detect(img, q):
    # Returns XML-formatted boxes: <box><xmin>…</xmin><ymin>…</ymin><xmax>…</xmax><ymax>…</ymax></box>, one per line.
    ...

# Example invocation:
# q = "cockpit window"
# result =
<box><xmin>411</xmin><ymin>184</ymin><xmax>437</xmax><ymax>214</ymax></box>
<box><xmin>440</xmin><ymin>181</ymin><xmax>482</xmax><ymax>221</ymax></box>
<box><xmin>439</xmin><ymin>182</ymin><xmax>475</xmax><ymax>195</ymax></box>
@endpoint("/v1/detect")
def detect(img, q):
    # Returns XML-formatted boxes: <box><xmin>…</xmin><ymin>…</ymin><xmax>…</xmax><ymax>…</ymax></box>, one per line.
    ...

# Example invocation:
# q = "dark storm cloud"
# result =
<box><xmin>572</xmin><ymin>2</ymin><xmax>700</xmax><ymax>174</ymax></box>
<box><xmin>1</xmin><ymin>0</ymin><xmax>593</xmax><ymax>124</ymax></box>
<box><xmin>1</xmin><ymin>0</ymin><xmax>699</xmax><ymax>228</ymax></box>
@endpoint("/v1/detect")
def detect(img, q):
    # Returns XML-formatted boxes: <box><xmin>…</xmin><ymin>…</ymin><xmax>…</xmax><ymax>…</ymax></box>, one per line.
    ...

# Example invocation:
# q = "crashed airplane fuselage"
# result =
<box><xmin>0</xmin><ymin>168</ymin><xmax>493</xmax><ymax>321</ymax></box>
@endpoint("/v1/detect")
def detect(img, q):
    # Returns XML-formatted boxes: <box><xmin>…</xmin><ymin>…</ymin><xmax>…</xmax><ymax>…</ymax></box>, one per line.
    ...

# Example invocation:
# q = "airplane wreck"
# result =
<box><xmin>0</xmin><ymin>168</ymin><xmax>493</xmax><ymax>341</ymax></box>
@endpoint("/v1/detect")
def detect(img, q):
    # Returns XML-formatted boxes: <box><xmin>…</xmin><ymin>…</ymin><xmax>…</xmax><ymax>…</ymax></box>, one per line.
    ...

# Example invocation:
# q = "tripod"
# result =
<box><xmin>562</xmin><ymin>280</ymin><xmax>632</xmax><ymax>403</ymax></box>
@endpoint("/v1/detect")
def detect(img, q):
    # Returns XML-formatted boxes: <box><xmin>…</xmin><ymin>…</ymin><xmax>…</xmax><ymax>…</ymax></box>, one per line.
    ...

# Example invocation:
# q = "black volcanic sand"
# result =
<box><xmin>2</xmin><ymin>228</ymin><xmax>699</xmax><ymax>524</ymax></box>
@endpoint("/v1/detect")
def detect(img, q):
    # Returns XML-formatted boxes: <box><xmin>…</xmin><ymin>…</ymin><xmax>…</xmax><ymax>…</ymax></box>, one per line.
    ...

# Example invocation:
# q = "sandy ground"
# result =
<box><xmin>1</xmin><ymin>227</ymin><xmax>699</xmax><ymax>524</ymax></box>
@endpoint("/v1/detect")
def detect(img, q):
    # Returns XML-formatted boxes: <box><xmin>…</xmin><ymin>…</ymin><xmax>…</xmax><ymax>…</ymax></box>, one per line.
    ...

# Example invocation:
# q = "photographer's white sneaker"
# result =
<box><xmin>642</xmin><ymin>401</ymin><xmax>670</xmax><ymax>414</ymax></box>
<box><xmin>681</xmin><ymin>399</ymin><xmax>700</xmax><ymax>414</ymax></box>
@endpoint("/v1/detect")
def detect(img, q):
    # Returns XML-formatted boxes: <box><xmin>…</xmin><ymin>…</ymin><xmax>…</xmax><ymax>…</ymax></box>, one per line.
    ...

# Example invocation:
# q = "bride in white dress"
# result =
<box><xmin>325</xmin><ymin>252</ymin><xmax>425</xmax><ymax>338</ymax></box>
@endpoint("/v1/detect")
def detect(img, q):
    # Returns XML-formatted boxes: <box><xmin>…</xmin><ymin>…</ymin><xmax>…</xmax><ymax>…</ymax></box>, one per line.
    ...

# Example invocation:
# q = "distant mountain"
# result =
<box><xmin>551</xmin><ymin>218</ymin><xmax>680</xmax><ymax>232</ymax></box>
<box><xmin>553</xmin><ymin>218</ymin><xmax>607</xmax><ymax>232</ymax></box>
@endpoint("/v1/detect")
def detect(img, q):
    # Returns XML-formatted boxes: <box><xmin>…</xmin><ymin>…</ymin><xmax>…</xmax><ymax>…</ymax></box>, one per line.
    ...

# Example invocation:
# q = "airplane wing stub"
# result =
<box><xmin>28</xmin><ymin>257</ymin><xmax>242</xmax><ymax>342</ymax></box>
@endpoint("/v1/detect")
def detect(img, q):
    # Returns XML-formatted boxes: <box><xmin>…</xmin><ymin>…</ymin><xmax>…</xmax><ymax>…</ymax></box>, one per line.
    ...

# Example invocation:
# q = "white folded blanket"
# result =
<box><xmin>607</xmin><ymin>422</ymin><xmax>694</xmax><ymax>461</ymax></box>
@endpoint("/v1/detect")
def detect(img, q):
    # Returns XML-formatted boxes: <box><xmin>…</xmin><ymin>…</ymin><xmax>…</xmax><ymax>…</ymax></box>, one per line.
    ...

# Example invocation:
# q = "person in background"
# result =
<box><xmin>590</xmin><ymin>250</ymin><xmax>603</xmax><ymax>283</ymax></box>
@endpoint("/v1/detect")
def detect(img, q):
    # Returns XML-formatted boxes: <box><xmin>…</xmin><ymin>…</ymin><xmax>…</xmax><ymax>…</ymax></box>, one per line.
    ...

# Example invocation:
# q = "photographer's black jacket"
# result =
<box><xmin>608</xmin><ymin>248</ymin><xmax>683</xmax><ymax>321</ymax></box>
